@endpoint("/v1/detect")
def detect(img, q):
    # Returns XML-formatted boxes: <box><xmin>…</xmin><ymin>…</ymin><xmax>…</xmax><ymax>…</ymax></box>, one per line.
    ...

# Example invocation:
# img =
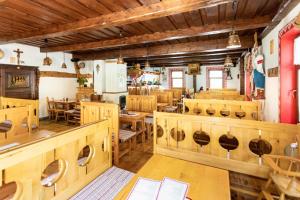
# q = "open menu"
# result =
<box><xmin>127</xmin><ymin>177</ymin><xmax>189</xmax><ymax>200</ymax></box>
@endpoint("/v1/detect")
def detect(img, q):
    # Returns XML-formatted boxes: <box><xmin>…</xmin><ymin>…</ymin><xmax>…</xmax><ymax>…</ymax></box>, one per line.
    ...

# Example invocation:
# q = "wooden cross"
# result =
<box><xmin>13</xmin><ymin>48</ymin><xmax>23</xmax><ymax>65</ymax></box>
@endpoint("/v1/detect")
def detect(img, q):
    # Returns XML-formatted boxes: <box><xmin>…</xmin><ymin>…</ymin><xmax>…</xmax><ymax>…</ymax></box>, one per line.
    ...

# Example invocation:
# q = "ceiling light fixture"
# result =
<box><xmin>145</xmin><ymin>46</ymin><xmax>150</xmax><ymax>68</ymax></box>
<box><xmin>43</xmin><ymin>39</ymin><xmax>52</xmax><ymax>66</ymax></box>
<box><xmin>227</xmin><ymin>0</ymin><xmax>241</xmax><ymax>49</ymax></box>
<box><xmin>117</xmin><ymin>31</ymin><xmax>124</xmax><ymax>64</ymax></box>
<box><xmin>61</xmin><ymin>52</ymin><xmax>67</xmax><ymax>68</ymax></box>
<box><xmin>224</xmin><ymin>55</ymin><xmax>234</xmax><ymax>68</ymax></box>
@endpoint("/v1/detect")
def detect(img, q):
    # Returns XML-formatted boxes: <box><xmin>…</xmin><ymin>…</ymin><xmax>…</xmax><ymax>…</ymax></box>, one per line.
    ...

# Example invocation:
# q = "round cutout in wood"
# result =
<box><xmin>77</xmin><ymin>145</ymin><xmax>94</xmax><ymax>167</ymax></box>
<box><xmin>193</xmin><ymin>108</ymin><xmax>202</xmax><ymax>115</ymax></box>
<box><xmin>157</xmin><ymin>125</ymin><xmax>164</xmax><ymax>138</ymax></box>
<box><xmin>41</xmin><ymin>160</ymin><xmax>66</xmax><ymax>187</ymax></box>
<box><xmin>193</xmin><ymin>131</ymin><xmax>210</xmax><ymax>146</ymax></box>
<box><xmin>0</xmin><ymin>120</ymin><xmax>12</xmax><ymax>133</ymax></box>
<box><xmin>235</xmin><ymin>111</ymin><xmax>246</xmax><ymax>119</ymax></box>
<box><xmin>219</xmin><ymin>134</ymin><xmax>239</xmax><ymax>151</ymax></box>
<box><xmin>206</xmin><ymin>108</ymin><xmax>216</xmax><ymax>115</ymax></box>
<box><xmin>249</xmin><ymin>139</ymin><xmax>272</xmax><ymax>156</ymax></box>
<box><xmin>251</xmin><ymin>112</ymin><xmax>258</xmax><ymax>120</ymax></box>
<box><xmin>0</xmin><ymin>181</ymin><xmax>18</xmax><ymax>199</ymax></box>
<box><xmin>220</xmin><ymin>109</ymin><xmax>230</xmax><ymax>117</ymax></box>
<box><xmin>170</xmin><ymin>128</ymin><xmax>185</xmax><ymax>142</ymax></box>
<box><xmin>185</xmin><ymin>106</ymin><xmax>190</xmax><ymax>113</ymax></box>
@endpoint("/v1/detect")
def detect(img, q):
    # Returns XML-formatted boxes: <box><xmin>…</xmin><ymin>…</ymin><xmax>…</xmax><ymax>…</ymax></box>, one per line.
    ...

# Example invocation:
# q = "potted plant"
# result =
<box><xmin>77</xmin><ymin>77</ymin><xmax>88</xmax><ymax>87</ymax></box>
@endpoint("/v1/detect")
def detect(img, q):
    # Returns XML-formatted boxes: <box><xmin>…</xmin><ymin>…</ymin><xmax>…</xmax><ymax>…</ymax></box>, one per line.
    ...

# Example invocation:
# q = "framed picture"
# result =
<box><xmin>188</xmin><ymin>64</ymin><xmax>200</xmax><ymax>75</ymax></box>
<box><xmin>6</xmin><ymin>73</ymin><xmax>30</xmax><ymax>89</ymax></box>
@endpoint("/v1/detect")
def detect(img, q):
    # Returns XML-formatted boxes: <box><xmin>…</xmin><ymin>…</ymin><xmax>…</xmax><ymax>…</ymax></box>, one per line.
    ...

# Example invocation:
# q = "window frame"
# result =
<box><xmin>206</xmin><ymin>67</ymin><xmax>226</xmax><ymax>89</ymax></box>
<box><xmin>169</xmin><ymin>68</ymin><xmax>185</xmax><ymax>88</ymax></box>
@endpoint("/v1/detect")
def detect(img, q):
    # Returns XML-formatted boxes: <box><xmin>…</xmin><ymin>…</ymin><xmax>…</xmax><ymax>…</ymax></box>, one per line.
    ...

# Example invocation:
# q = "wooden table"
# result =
<box><xmin>53</xmin><ymin>100</ymin><xmax>76</xmax><ymax>110</ymax></box>
<box><xmin>157</xmin><ymin>103</ymin><xmax>168</xmax><ymax>112</ymax></box>
<box><xmin>114</xmin><ymin>155</ymin><xmax>230</xmax><ymax>200</ymax></box>
<box><xmin>119</xmin><ymin>112</ymin><xmax>147</xmax><ymax>150</ymax></box>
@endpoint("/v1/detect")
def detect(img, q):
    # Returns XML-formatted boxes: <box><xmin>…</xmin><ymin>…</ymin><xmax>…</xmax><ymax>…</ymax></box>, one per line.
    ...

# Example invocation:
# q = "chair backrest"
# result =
<box><xmin>46</xmin><ymin>97</ymin><xmax>54</xmax><ymax>110</ymax></box>
<box><xmin>263</xmin><ymin>155</ymin><xmax>300</xmax><ymax>190</ymax></box>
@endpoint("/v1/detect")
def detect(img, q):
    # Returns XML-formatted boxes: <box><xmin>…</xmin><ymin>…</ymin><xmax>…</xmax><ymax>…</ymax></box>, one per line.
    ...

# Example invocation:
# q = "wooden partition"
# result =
<box><xmin>0</xmin><ymin>120</ymin><xmax>111</xmax><ymax>200</ymax></box>
<box><xmin>0</xmin><ymin>97</ymin><xmax>39</xmax><ymax>127</ymax></box>
<box><xmin>0</xmin><ymin>106</ymin><xmax>32</xmax><ymax>142</ymax></box>
<box><xmin>164</xmin><ymin>88</ymin><xmax>183</xmax><ymax>101</ymax></box>
<box><xmin>150</xmin><ymin>91</ymin><xmax>173</xmax><ymax>105</ymax></box>
<box><xmin>80</xmin><ymin>102</ymin><xmax>119</xmax><ymax>164</ymax></box>
<box><xmin>126</xmin><ymin>95</ymin><xmax>157</xmax><ymax>113</ymax></box>
<box><xmin>183</xmin><ymin>99</ymin><xmax>262</xmax><ymax>120</ymax></box>
<box><xmin>195</xmin><ymin>92</ymin><xmax>245</xmax><ymax>100</ymax></box>
<box><xmin>153</xmin><ymin>112</ymin><xmax>300</xmax><ymax>178</ymax></box>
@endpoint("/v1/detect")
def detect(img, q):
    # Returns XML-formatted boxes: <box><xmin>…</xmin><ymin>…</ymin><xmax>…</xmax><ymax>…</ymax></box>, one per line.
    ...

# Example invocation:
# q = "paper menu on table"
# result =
<box><xmin>157</xmin><ymin>178</ymin><xmax>189</xmax><ymax>200</ymax></box>
<box><xmin>127</xmin><ymin>177</ymin><xmax>189</xmax><ymax>200</ymax></box>
<box><xmin>127</xmin><ymin>178</ymin><xmax>161</xmax><ymax>200</ymax></box>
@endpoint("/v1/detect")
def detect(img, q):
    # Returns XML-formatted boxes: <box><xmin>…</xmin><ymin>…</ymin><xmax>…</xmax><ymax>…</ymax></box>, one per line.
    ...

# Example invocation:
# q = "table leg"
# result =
<box><xmin>132</xmin><ymin>121</ymin><xmax>137</xmax><ymax>150</ymax></box>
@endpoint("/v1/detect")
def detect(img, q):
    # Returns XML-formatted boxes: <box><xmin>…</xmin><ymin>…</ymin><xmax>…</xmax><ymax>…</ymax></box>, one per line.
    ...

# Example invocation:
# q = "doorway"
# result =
<box><xmin>279</xmin><ymin>24</ymin><xmax>300</xmax><ymax>124</ymax></box>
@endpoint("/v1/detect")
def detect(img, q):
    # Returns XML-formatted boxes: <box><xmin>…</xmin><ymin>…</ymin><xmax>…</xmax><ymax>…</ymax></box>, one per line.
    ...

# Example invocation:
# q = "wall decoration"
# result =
<box><xmin>188</xmin><ymin>63</ymin><xmax>201</xmax><ymax>75</ymax></box>
<box><xmin>267</xmin><ymin>67</ymin><xmax>279</xmax><ymax>77</ymax></box>
<box><xmin>0</xmin><ymin>48</ymin><xmax>4</xmax><ymax>59</ymax></box>
<box><xmin>13</xmin><ymin>48</ymin><xmax>23</xmax><ymax>65</ymax></box>
<box><xmin>7</xmin><ymin>73</ymin><xmax>30</xmax><ymax>88</ymax></box>
<box><xmin>270</xmin><ymin>39</ymin><xmax>274</xmax><ymax>55</ymax></box>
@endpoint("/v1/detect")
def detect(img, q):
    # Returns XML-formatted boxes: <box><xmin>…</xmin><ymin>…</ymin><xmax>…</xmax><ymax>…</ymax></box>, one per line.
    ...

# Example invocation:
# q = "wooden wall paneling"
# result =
<box><xmin>126</xmin><ymin>95</ymin><xmax>157</xmax><ymax>113</ymax></box>
<box><xmin>0</xmin><ymin>106</ymin><xmax>32</xmax><ymax>143</ymax></box>
<box><xmin>194</xmin><ymin>92</ymin><xmax>246</xmax><ymax>100</ymax></box>
<box><xmin>153</xmin><ymin>112</ymin><xmax>300</xmax><ymax>178</ymax></box>
<box><xmin>183</xmin><ymin>99</ymin><xmax>261</xmax><ymax>120</ymax></box>
<box><xmin>150</xmin><ymin>90</ymin><xmax>173</xmax><ymax>105</ymax></box>
<box><xmin>80</xmin><ymin>102</ymin><xmax>119</xmax><ymax>165</ymax></box>
<box><xmin>0</xmin><ymin>120</ymin><xmax>111</xmax><ymax>200</ymax></box>
<box><xmin>0</xmin><ymin>96</ymin><xmax>39</xmax><ymax>127</ymax></box>
<box><xmin>0</xmin><ymin>64</ymin><xmax>39</xmax><ymax>100</ymax></box>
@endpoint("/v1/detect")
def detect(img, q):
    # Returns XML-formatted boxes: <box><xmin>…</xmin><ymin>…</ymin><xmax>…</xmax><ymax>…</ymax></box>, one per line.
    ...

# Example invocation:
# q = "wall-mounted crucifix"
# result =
<box><xmin>13</xmin><ymin>48</ymin><xmax>23</xmax><ymax>65</ymax></box>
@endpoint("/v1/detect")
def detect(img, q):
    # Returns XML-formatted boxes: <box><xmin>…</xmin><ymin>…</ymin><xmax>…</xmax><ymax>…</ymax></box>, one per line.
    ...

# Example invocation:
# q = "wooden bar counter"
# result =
<box><xmin>114</xmin><ymin>154</ymin><xmax>230</xmax><ymax>200</ymax></box>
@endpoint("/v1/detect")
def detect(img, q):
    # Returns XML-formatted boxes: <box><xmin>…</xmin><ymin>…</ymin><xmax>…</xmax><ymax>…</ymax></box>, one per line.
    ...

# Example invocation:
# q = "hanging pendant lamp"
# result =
<box><xmin>43</xmin><ymin>39</ymin><xmax>52</xmax><ymax>66</ymax></box>
<box><xmin>117</xmin><ymin>31</ymin><xmax>124</xmax><ymax>64</ymax></box>
<box><xmin>145</xmin><ymin>46</ymin><xmax>150</xmax><ymax>68</ymax></box>
<box><xmin>227</xmin><ymin>30</ymin><xmax>241</xmax><ymax>49</ymax></box>
<box><xmin>61</xmin><ymin>52</ymin><xmax>67</xmax><ymax>68</ymax></box>
<box><xmin>224</xmin><ymin>55</ymin><xmax>234</xmax><ymax>68</ymax></box>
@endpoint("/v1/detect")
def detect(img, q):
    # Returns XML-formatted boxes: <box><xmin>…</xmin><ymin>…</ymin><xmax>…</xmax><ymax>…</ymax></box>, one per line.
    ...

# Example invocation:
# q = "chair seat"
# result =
<box><xmin>271</xmin><ymin>174</ymin><xmax>300</xmax><ymax>197</ymax></box>
<box><xmin>164</xmin><ymin>106</ymin><xmax>177</xmax><ymax>112</ymax></box>
<box><xmin>119</xmin><ymin>129</ymin><xmax>136</xmax><ymax>142</ymax></box>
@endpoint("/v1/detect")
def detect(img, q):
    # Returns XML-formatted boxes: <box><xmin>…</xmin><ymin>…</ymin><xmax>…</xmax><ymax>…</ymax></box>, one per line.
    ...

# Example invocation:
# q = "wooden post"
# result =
<box><xmin>193</xmin><ymin>74</ymin><xmax>197</xmax><ymax>93</ymax></box>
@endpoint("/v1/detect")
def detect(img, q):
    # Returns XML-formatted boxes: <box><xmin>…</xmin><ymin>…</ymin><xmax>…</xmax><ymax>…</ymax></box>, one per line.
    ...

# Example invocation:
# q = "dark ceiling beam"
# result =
<box><xmin>73</xmin><ymin>36</ymin><xmax>253</xmax><ymax>60</ymax></box>
<box><xmin>41</xmin><ymin>16</ymin><xmax>270</xmax><ymax>52</ymax></box>
<box><xmin>124</xmin><ymin>51</ymin><xmax>243</xmax><ymax>61</ymax></box>
<box><xmin>126</xmin><ymin>57</ymin><xmax>239</xmax><ymax>65</ymax></box>
<box><xmin>1</xmin><ymin>0</ymin><xmax>233</xmax><ymax>42</ymax></box>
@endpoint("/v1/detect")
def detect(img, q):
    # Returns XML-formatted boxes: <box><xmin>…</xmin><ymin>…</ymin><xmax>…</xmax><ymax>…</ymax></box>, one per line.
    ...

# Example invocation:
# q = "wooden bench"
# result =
<box><xmin>153</xmin><ymin>111</ymin><xmax>299</xmax><ymax>178</ymax></box>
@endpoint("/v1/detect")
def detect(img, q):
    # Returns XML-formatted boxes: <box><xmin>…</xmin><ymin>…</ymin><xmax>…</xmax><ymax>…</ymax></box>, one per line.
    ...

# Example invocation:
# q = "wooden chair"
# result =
<box><xmin>258</xmin><ymin>155</ymin><xmax>300</xmax><ymax>200</ymax></box>
<box><xmin>118</xmin><ymin>129</ymin><xmax>136</xmax><ymax>158</ymax></box>
<box><xmin>54</xmin><ymin>102</ymin><xmax>66</xmax><ymax>122</ymax></box>
<box><xmin>46</xmin><ymin>97</ymin><xmax>55</xmax><ymax>120</ymax></box>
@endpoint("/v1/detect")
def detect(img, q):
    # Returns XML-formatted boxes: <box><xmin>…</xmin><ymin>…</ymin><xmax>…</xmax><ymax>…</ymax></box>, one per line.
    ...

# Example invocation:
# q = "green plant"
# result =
<box><xmin>77</xmin><ymin>77</ymin><xmax>88</xmax><ymax>86</ymax></box>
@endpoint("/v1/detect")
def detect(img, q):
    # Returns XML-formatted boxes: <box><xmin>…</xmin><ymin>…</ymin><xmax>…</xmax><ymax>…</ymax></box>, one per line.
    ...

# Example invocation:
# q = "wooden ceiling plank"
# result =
<box><xmin>42</xmin><ymin>16</ymin><xmax>270</xmax><ymax>52</ymax></box>
<box><xmin>73</xmin><ymin>35</ymin><xmax>253</xmax><ymax>60</ymax></box>
<box><xmin>2</xmin><ymin>0</ymin><xmax>233</xmax><ymax>42</ymax></box>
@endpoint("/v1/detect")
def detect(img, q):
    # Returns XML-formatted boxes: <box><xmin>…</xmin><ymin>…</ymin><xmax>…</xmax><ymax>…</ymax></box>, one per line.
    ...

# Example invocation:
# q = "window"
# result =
<box><xmin>209</xmin><ymin>70</ymin><xmax>223</xmax><ymax>89</ymax></box>
<box><xmin>294</xmin><ymin>36</ymin><xmax>300</xmax><ymax>65</ymax></box>
<box><xmin>171</xmin><ymin>70</ymin><xmax>183</xmax><ymax>88</ymax></box>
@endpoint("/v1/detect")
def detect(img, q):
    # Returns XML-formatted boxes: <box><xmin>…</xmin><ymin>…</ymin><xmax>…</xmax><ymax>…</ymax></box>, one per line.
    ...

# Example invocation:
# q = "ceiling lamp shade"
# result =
<box><xmin>224</xmin><ymin>55</ymin><xmax>234</xmax><ymax>68</ymax></box>
<box><xmin>43</xmin><ymin>53</ymin><xmax>52</xmax><ymax>66</ymax></box>
<box><xmin>227</xmin><ymin>30</ymin><xmax>241</xmax><ymax>49</ymax></box>
<box><xmin>145</xmin><ymin>60</ymin><xmax>150</xmax><ymax>68</ymax></box>
<box><xmin>117</xmin><ymin>55</ymin><xmax>124</xmax><ymax>64</ymax></box>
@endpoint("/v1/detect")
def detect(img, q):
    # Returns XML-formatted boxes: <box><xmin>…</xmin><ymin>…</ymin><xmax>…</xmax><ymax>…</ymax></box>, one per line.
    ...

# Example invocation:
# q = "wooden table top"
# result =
<box><xmin>53</xmin><ymin>100</ymin><xmax>76</xmax><ymax>104</ymax></box>
<box><xmin>114</xmin><ymin>154</ymin><xmax>230</xmax><ymax>200</ymax></box>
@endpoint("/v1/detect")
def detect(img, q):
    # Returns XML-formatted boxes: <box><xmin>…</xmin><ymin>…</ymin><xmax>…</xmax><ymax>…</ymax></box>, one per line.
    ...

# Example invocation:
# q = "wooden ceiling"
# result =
<box><xmin>0</xmin><ymin>0</ymin><xmax>284</xmax><ymax>67</ymax></box>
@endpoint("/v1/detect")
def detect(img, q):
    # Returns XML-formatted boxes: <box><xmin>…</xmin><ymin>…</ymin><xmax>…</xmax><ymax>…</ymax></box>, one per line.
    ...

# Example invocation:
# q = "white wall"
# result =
<box><xmin>0</xmin><ymin>43</ymin><xmax>93</xmax><ymax>118</ymax></box>
<box><xmin>262</xmin><ymin>3</ymin><xmax>300</xmax><ymax>122</ymax></box>
<box><xmin>160</xmin><ymin>65</ymin><xmax>240</xmax><ymax>91</ymax></box>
